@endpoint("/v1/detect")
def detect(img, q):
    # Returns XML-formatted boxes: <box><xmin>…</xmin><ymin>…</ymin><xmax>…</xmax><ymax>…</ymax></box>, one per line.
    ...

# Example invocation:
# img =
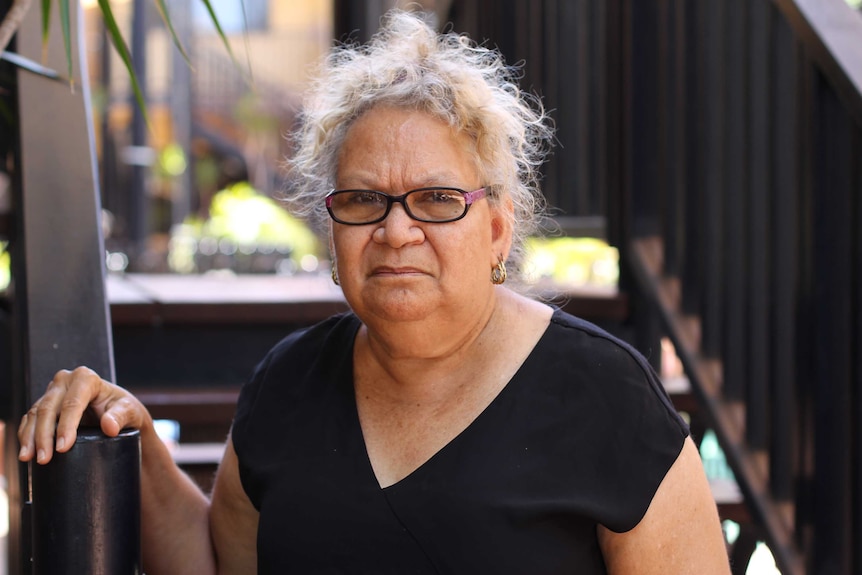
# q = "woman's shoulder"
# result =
<box><xmin>239</xmin><ymin>311</ymin><xmax>359</xmax><ymax>398</ymax></box>
<box><xmin>264</xmin><ymin>311</ymin><xmax>360</xmax><ymax>365</ymax></box>
<box><xmin>545</xmin><ymin>308</ymin><xmax>649</xmax><ymax>371</ymax></box>
<box><xmin>233</xmin><ymin>311</ymin><xmax>359</xmax><ymax>440</ymax></box>
<box><xmin>535</xmin><ymin>308</ymin><xmax>682</xmax><ymax>421</ymax></box>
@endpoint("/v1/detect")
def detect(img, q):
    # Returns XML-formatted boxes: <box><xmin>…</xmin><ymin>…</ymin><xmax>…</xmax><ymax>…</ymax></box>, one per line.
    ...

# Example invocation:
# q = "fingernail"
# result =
<box><xmin>37</xmin><ymin>449</ymin><xmax>46</xmax><ymax>463</ymax></box>
<box><xmin>18</xmin><ymin>445</ymin><xmax>28</xmax><ymax>459</ymax></box>
<box><xmin>56</xmin><ymin>437</ymin><xmax>65</xmax><ymax>451</ymax></box>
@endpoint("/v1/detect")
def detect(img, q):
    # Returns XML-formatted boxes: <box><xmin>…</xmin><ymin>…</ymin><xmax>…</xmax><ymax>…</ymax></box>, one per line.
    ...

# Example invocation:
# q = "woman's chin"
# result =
<box><xmin>357</xmin><ymin>289</ymin><xmax>440</xmax><ymax>324</ymax></box>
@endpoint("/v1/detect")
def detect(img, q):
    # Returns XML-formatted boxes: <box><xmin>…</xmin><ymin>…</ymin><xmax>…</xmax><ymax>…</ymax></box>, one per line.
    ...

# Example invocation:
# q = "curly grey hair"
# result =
<box><xmin>283</xmin><ymin>9</ymin><xmax>554</xmax><ymax>275</ymax></box>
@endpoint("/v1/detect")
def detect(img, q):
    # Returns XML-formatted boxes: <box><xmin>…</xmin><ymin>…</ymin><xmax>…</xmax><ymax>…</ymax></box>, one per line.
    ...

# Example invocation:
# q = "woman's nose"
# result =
<box><xmin>374</xmin><ymin>203</ymin><xmax>424</xmax><ymax>246</ymax></box>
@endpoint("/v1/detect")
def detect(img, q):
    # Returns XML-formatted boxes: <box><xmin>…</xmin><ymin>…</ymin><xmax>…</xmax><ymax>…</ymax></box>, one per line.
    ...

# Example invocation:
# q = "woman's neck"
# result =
<box><xmin>353</xmin><ymin>288</ymin><xmax>550</xmax><ymax>401</ymax></box>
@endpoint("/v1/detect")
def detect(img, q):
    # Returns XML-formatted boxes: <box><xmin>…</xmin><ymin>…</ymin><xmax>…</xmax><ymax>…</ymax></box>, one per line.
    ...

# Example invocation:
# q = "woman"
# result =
<box><xmin>18</xmin><ymin>10</ymin><xmax>730</xmax><ymax>574</ymax></box>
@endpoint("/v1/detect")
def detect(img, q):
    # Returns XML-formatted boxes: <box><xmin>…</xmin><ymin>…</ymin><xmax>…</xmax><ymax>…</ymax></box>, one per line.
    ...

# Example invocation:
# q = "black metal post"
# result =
<box><xmin>11</xmin><ymin>1</ymin><xmax>132</xmax><ymax>572</ymax></box>
<box><xmin>31</xmin><ymin>430</ymin><xmax>141</xmax><ymax>575</ymax></box>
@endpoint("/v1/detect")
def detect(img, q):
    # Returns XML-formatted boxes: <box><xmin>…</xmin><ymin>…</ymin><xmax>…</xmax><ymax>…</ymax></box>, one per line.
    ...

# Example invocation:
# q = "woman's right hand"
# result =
<box><xmin>17</xmin><ymin>366</ymin><xmax>152</xmax><ymax>465</ymax></box>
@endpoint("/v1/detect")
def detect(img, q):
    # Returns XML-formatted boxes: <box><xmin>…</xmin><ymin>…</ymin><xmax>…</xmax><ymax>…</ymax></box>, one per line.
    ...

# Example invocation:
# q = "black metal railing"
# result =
<box><xmin>448</xmin><ymin>0</ymin><xmax>862</xmax><ymax>572</ymax></box>
<box><xmin>620</xmin><ymin>1</ymin><xmax>862</xmax><ymax>573</ymax></box>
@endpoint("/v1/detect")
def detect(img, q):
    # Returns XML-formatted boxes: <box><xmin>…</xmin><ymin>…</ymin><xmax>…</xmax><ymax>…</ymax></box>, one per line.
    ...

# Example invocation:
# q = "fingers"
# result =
<box><xmin>17</xmin><ymin>367</ymin><xmax>128</xmax><ymax>465</ymax></box>
<box><xmin>18</xmin><ymin>369</ymin><xmax>76</xmax><ymax>464</ymax></box>
<box><xmin>53</xmin><ymin>367</ymin><xmax>105</xmax><ymax>453</ymax></box>
<box><xmin>98</xmin><ymin>395</ymin><xmax>147</xmax><ymax>437</ymax></box>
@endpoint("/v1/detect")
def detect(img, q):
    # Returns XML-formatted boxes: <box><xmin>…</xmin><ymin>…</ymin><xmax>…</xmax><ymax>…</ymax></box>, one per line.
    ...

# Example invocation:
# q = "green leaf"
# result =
<box><xmin>40</xmin><ymin>0</ymin><xmax>52</xmax><ymax>61</ymax></box>
<box><xmin>97</xmin><ymin>0</ymin><xmax>150</xmax><ymax>128</ymax></box>
<box><xmin>198</xmin><ymin>0</ymin><xmax>249</xmax><ymax>82</ymax></box>
<box><xmin>152</xmin><ymin>0</ymin><xmax>192</xmax><ymax>67</ymax></box>
<box><xmin>58</xmin><ymin>0</ymin><xmax>73</xmax><ymax>88</ymax></box>
<box><xmin>238</xmin><ymin>0</ymin><xmax>253</xmax><ymax>83</ymax></box>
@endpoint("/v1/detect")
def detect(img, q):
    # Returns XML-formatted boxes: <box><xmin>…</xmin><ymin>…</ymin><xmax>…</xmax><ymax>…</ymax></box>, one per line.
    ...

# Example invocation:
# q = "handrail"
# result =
<box><xmin>774</xmin><ymin>0</ymin><xmax>862</xmax><ymax>123</ymax></box>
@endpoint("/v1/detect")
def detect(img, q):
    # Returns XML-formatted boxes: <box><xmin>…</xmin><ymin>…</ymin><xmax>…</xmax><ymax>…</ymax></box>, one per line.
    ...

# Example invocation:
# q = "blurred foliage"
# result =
<box><xmin>524</xmin><ymin>236</ymin><xmax>619</xmax><ymax>288</ymax></box>
<box><xmin>33</xmin><ymin>0</ymin><xmax>246</xmax><ymax>127</ymax></box>
<box><xmin>0</xmin><ymin>242</ymin><xmax>9</xmax><ymax>291</ymax></box>
<box><xmin>168</xmin><ymin>181</ymin><xmax>320</xmax><ymax>274</ymax></box>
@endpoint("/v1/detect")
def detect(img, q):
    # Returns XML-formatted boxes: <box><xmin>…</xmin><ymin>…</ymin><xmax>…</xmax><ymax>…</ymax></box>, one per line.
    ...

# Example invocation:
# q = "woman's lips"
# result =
<box><xmin>372</xmin><ymin>266</ymin><xmax>424</xmax><ymax>276</ymax></box>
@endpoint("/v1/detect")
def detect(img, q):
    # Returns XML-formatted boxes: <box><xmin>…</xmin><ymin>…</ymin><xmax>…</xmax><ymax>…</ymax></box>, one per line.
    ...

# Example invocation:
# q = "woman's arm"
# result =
<box><xmin>16</xmin><ymin>367</ymin><xmax>240</xmax><ymax>575</ymax></box>
<box><xmin>597</xmin><ymin>437</ymin><xmax>731</xmax><ymax>574</ymax></box>
<box><xmin>210</xmin><ymin>439</ymin><xmax>259</xmax><ymax>574</ymax></box>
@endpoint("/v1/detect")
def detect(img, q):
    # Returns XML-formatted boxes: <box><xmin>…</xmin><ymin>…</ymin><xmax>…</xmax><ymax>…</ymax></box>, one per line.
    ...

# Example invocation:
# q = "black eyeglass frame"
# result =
<box><xmin>324</xmin><ymin>187</ymin><xmax>487</xmax><ymax>225</ymax></box>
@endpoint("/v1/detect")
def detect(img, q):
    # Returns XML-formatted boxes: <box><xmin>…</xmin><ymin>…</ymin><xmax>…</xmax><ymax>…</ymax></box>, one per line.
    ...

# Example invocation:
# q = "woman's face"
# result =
<box><xmin>331</xmin><ymin>106</ymin><xmax>512</xmax><ymax>326</ymax></box>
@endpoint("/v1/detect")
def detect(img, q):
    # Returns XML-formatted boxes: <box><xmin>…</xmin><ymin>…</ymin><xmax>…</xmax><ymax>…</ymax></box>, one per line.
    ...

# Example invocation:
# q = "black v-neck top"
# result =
<box><xmin>232</xmin><ymin>309</ymin><xmax>688</xmax><ymax>574</ymax></box>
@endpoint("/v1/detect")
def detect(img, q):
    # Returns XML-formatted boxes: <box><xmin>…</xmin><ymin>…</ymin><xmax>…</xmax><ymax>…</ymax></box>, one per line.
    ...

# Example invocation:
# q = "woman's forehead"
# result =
<box><xmin>336</xmin><ymin>108</ymin><xmax>481</xmax><ymax>188</ymax></box>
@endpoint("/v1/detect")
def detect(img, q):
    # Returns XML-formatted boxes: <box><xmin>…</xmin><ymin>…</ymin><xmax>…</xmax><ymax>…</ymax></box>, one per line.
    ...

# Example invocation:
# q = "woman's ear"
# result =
<box><xmin>490</xmin><ymin>194</ymin><xmax>514</xmax><ymax>263</ymax></box>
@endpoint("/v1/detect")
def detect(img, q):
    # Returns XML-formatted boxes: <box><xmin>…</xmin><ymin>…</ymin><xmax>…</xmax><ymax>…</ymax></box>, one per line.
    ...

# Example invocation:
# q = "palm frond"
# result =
<box><xmin>97</xmin><ymin>0</ymin><xmax>149</xmax><ymax>128</ymax></box>
<box><xmin>153</xmin><ymin>0</ymin><xmax>191</xmax><ymax>67</ymax></box>
<box><xmin>238</xmin><ymin>0</ymin><xmax>253</xmax><ymax>83</ymax></box>
<box><xmin>40</xmin><ymin>0</ymin><xmax>51</xmax><ymax>61</ymax></box>
<box><xmin>23</xmin><ymin>0</ymin><xmax>250</xmax><ymax>131</ymax></box>
<box><xmin>198</xmin><ymin>0</ymin><xmax>250</xmax><ymax>83</ymax></box>
<box><xmin>57</xmin><ymin>0</ymin><xmax>72</xmax><ymax>87</ymax></box>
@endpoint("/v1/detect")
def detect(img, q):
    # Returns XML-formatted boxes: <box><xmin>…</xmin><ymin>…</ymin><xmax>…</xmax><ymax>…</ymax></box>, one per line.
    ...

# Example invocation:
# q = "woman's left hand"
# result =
<box><xmin>18</xmin><ymin>366</ymin><xmax>153</xmax><ymax>465</ymax></box>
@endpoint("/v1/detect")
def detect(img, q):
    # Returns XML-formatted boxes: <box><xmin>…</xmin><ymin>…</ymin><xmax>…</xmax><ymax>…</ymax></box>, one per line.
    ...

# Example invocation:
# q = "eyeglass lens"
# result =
<box><xmin>328</xmin><ymin>188</ymin><xmax>474</xmax><ymax>224</ymax></box>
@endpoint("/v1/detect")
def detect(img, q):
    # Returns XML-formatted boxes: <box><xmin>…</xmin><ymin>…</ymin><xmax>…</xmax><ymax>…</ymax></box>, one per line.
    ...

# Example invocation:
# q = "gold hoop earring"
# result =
<box><xmin>491</xmin><ymin>259</ymin><xmax>507</xmax><ymax>285</ymax></box>
<box><xmin>331</xmin><ymin>264</ymin><xmax>340</xmax><ymax>286</ymax></box>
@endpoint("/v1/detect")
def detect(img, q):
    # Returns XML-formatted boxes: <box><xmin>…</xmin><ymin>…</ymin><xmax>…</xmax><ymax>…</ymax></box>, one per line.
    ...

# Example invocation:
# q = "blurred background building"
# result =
<box><xmin>77</xmin><ymin>0</ymin><xmax>618</xmax><ymax>290</ymax></box>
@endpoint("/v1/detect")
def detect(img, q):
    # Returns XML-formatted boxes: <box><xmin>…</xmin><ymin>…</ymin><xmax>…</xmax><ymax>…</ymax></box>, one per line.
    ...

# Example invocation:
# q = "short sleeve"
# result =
<box><xmin>545</xmin><ymin>311</ymin><xmax>689</xmax><ymax>532</ymax></box>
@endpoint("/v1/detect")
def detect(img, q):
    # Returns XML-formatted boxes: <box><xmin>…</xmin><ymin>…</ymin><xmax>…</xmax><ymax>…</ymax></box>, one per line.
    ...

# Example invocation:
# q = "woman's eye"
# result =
<box><xmin>418</xmin><ymin>190</ymin><xmax>459</xmax><ymax>204</ymax></box>
<box><xmin>351</xmin><ymin>192</ymin><xmax>384</xmax><ymax>205</ymax></box>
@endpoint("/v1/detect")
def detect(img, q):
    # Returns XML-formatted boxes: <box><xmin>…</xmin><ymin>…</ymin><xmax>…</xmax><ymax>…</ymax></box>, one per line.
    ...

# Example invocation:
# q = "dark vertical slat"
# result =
<box><xmin>792</xmin><ymin>47</ymin><xmax>817</xmax><ymax>554</ymax></box>
<box><xmin>653</xmin><ymin>0</ymin><xmax>675</xmax><ymax>252</ymax></box>
<box><xmin>333</xmin><ymin>0</ymin><xmax>371</xmax><ymax>42</ymax></box>
<box><xmin>680</xmin><ymin>1</ymin><xmax>701</xmax><ymax>316</ymax></box>
<box><xmin>542</xmin><ymin>0</ymin><xmax>560</xmax><ymax>207</ymax></box>
<box><xmin>853</xmin><ymin>121</ymin><xmax>862</xmax><ymax>575</ymax></box>
<box><xmin>605</xmin><ymin>0</ymin><xmax>627</xmax><ymax>253</ymax></box>
<box><xmin>629</xmin><ymin>0</ymin><xmax>659</xmax><ymax>237</ymax></box>
<box><xmin>566</xmin><ymin>0</ymin><xmax>593</xmax><ymax>215</ymax></box>
<box><xmin>527</xmin><ymin>1</ymin><xmax>543</xmax><ymax>89</ymax></box>
<box><xmin>589</xmin><ymin>0</ymin><xmax>608</xmax><ymax>217</ymax></box>
<box><xmin>811</xmin><ymin>70</ymin><xmax>854</xmax><ymax>575</ymax></box>
<box><xmin>556</xmin><ymin>1</ymin><xmax>589</xmax><ymax>216</ymax></box>
<box><xmin>768</xmin><ymin>4</ymin><xmax>799</xmax><ymax>502</ymax></box>
<box><xmin>721</xmin><ymin>0</ymin><xmax>747</xmax><ymax>403</ymax></box>
<box><xmin>650</xmin><ymin>0</ymin><xmax>674</xmax><ymax>373</ymax></box>
<box><xmin>745</xmin><ymin>0</ymin><xmax>769</xmax><ymax>449</ymax></box>
<box><xmin>627</xmin><ymin>0</ymin><xmax>662</xmax><ymax>366</ymax></box>
<box><xmin>662</xmin><ymin>0</ymin><xmax>680</xmax><ymax>276</ymax></box>
<box><xmin>573</xmin><ymin>0</ymin><xmax>591</xmax><ymax>214</ymax></box>
<box><xmin>700</xmin><ymin>0</ymin><xmax>724</xmax><ymax>358</ymax></box>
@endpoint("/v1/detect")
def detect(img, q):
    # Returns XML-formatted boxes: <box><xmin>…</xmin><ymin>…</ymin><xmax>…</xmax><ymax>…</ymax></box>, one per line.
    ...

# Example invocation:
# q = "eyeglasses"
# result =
<box><xmin>325</xmin><ymin>187</ymin><xmax>487</xmax><ymax>225</ymax></box>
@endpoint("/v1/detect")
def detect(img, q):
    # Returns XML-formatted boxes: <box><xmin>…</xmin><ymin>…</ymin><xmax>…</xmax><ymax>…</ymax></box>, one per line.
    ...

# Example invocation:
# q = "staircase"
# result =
<box><xmin>449</xmin><ymin>0</ymin><xmax>862</xmax><ymax>571</ymax></box>
<box><xmin>618</xmin><ymin>1</ymin><xmax>862</xmax><ymax>573</ymax></box>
